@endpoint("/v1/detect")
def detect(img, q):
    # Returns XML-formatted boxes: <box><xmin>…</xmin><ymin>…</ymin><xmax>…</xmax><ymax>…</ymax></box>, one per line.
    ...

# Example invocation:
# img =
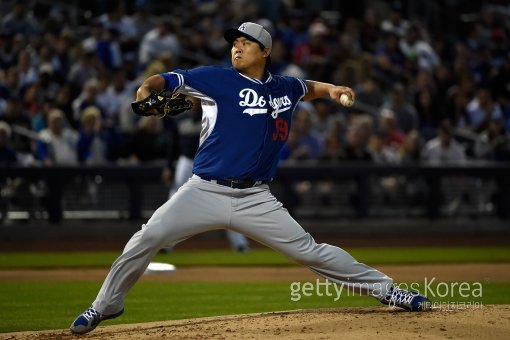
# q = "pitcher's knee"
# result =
<box><xmin>288</xmin><ymin>242</ymin><xmax>343</xmax><ymax>267</ymax></box>
<box><xmin>140</xmin><ymin>223</ymin><xmax>170</xmax><ymax>249</ymax></box>
<box><xmin>282</xmin><ymin>235</ymin><xmax>325</xmax><ymax>265</ymax></box>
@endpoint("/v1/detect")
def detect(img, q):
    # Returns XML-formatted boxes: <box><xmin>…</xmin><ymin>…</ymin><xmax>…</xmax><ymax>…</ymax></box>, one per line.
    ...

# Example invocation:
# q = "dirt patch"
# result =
<box><xmin>4</xmin><ymin>305</ymin><xmax>509</xmax><ymax>340</ymax></box>
<box><xmin>1</xmin><ymin>263</ymin><xmax>509</xmax><ymax>282</ymax></box>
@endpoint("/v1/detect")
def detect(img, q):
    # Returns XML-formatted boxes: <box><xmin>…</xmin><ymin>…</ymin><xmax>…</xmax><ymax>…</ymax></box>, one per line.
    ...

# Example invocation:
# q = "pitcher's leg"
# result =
<box><xmin>93</xmin><ymin>182</ymin><xmax>230</xmax><ymax>314</ymax></box>
<box><xmin>169</xmin><ymin>156</ymin><xmax>194</xmax><ymax>198</ymax></box>
<box><xmin>93</xmin><ymin>225</ymin><xmax>171</xmax><ymax>314</ymax></box>
<box><xmin>284</xmin><ymin>229</ymin><xmax>392</xmax><ymax>298</ymax></box>
<box><xmin>226</xmin><ymin>230</ymin><xmax>250</xmax><ymax>252</ymax></box>
<box><xmin>231</xmin><ymin>188</ymin><xmax>392</xmax><ymax>299</ymax></box>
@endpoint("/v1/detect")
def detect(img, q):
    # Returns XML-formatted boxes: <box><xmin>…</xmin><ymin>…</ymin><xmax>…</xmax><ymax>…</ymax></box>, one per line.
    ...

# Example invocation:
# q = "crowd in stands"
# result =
<box><xmin>1</xmin><ymin>0</ymin><xmax>510</xmax><ymax>170</ymax></box>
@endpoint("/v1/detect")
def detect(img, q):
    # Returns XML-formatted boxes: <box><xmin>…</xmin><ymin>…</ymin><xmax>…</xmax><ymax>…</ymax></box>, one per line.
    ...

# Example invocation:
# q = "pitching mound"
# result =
<box><xmin>5</xmin><ymin>305</ymin><xmax>509</xmax><ymax>339</ymax></box>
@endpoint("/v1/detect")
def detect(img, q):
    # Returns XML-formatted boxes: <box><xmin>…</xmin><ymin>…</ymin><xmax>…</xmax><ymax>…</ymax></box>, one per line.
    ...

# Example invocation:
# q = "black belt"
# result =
<box><xmin>204</xmin><ymin>178</ymin><xmax>269</xmax><ymax>189</ymax></box>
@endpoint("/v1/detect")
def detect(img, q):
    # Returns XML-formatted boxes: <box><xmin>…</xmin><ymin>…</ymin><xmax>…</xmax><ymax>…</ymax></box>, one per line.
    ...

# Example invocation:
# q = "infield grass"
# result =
<box><xmin>0</xmin><ymin>280</ymin><xmax>508</xmax><ymax>333</ymax></box>
<box><xmin>1</xmin><ymin>246</ymin><xmax>509</xmax><ymax>333</ymax></box>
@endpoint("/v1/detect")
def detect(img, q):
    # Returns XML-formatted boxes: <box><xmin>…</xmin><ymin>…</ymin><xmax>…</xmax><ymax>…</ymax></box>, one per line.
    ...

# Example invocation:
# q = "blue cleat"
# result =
<box><xmin>70</xmin><ymin>306</ymin><xmax>124</xmax><ymax>334</ymax></box>
<box><xmin>381</xmin><ymin>286</ymin><xmax>432</xmax><ymax>311</ymax></box>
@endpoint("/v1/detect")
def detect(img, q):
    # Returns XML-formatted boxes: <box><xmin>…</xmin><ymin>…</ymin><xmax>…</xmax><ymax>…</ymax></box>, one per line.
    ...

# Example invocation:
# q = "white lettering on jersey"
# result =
<box><xmin>238</xmin><ymin>89</ymin><xmax>293</xmax><ymax>118</ymax></box>
<box><xmin>268</xmin><ymin>95</ymin><xmax>292</xmax><ymax>118</ymax></box>
<box><xmin>239</xmin><ymin>88</ymin><xmax>267</xmax><ymax>115</ymax></box>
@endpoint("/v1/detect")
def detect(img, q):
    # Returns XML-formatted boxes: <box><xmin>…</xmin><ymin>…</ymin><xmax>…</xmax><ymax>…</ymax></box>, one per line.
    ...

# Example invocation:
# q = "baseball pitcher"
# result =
<box><xmin>71</xmin><ymin>22</ymin><xmax>431</xmax><ymax>335</ymax></box>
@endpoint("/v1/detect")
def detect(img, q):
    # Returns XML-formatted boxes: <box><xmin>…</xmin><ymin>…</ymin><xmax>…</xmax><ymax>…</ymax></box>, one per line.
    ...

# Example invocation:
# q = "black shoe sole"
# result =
<box><xmin>101</xmin><ymin>308</ymin><xmax>124</xmax><ymax>321</ymax></box>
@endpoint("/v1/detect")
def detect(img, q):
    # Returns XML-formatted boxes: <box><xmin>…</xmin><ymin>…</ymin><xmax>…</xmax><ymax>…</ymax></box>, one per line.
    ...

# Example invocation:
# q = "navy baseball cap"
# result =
<box><xmin>224</xmin><ymin>22</ymin><xmax>272</xmax><ymax>52</ymax></box>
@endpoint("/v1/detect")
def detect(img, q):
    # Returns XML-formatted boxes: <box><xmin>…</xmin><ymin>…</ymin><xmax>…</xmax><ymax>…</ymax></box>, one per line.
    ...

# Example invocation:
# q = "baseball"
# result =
<box><xmin>340</xmin><ymin>93</ymin><xmax>354</xmax><ymax>107</ymax></box>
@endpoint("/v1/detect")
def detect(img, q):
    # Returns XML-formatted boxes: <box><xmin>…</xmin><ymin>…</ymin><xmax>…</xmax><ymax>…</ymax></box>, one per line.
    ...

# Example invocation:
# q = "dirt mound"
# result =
<box><xmin>4</xmin><ymin>305</ymin><xmax>509</xmax><ymax>340</ymax></box>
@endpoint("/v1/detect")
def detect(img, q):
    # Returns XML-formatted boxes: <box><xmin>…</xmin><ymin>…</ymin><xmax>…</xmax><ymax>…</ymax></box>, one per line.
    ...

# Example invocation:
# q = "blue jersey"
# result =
<box><xmin>161</xmin><ymin>66</ymin><xmax>307</xmax><ymax>180</ymax></box>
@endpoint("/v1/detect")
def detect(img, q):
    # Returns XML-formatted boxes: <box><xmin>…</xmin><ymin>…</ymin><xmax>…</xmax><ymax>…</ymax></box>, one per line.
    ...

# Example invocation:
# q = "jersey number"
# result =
<box><xmin>272</xmin><ymin>117</ymin><xmax>289</xmax><ymax>142</ymax></box>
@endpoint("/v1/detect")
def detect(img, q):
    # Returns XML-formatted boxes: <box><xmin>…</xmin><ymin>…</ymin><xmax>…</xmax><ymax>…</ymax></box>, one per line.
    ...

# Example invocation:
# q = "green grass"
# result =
<box><xmin>1</xmin><ymin>247</ymin><xmax>509</xmax><ymax>333</ymax></box>
<box><xmin>1</xmin><ymin>247</ymin><xmax>510</xmax><ymax>269</ymax></box>
<box><xmin>1</xmin><ymin>280</ymin><xmax>507</xmax><ymax>333</ymax></box>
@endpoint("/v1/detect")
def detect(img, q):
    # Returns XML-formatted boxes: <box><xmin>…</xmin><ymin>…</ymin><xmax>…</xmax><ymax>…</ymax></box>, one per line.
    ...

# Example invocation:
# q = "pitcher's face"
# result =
<box><xmin>231</xmin><ymin>37</ymin><xmax>268</xmax><ymax>72</ymax></box>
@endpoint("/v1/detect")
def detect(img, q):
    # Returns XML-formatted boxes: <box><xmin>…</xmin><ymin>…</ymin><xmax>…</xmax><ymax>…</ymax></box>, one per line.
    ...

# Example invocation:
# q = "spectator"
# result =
<box><xmin>0</xmin><ymin>31</ymin><xmax>19</xmax><ymax>70</ymax></box>
<box><xmin>318</xmin><ymin>123</ymin><xmax>345</xmax><ymax>161</ymax></box>
<box><xmin>359</xmin><ymin>8</ymin><xmax>380</xmax><ymax>53</ymax></box>
<box><xmin>52</xmin><ymin>30</ymin><xmax>75</xmax><ymax>79</ymax></box>
<box><xmin>268</xmin><ymin>38</ymin><xmax>299</xmax><ymax>76</ymax></box>
<box><xmin>433</xmin><ymin>64</ymin><xmax>455</xmax><ymax>113</ymax></box>
<box><xmin>1</xmin><ymin>1</ymin><xmax>41</xmax><ymax>38</ymax></box>
<box><xmin>422</xmin><ymin>120</ymin><xmax>466</xmax><ymax>163</ymax></box>
<box><xmin>95</xmin><ymin>0</ymin><xmax>138</xmax><ymax>61</ymax></box>
<box><xmin>397</xmin><ymin>129</ymin><xmax>427</xmax><ymax>206</ymax></box>
<box><xmin>54</xmin><ymin>86</ymin><xmax>76</xmax><ymax>130</ymax></box>
<box><xmin>179</xmin><ymin>26</ymin><xmax>222</xmax><ymax>68</ymax></box>
<box><xmin>67</xmin><ymin>48</ymin><xmax>101</xmax><ymax>97</ymax></box>
<box><xmin>354</xmin><ymin>75</ymin><xmax>384</xmax><ymax>109</ymax></box>
<box><xmin>414</xmin><ymin>86</ymin><xmax>442</xmax><ymax>141</ymax></box>
<box><xmin>380</xmin><ymin>1</ymin><xmax>410</xmax><ymax>38</ymax></box>
<box><xmin>96</xmin><ymin>26</ymin><xmax>123</xmax><ymax>70</ymax></box>
<box><xmin>96</xmin><ymin>69</ymin><xmax>133</xmax><ymax>127</ymax></box>
<box><xmin>81</xmin><ymin>20</ymin><xmax>103</xmax><ymax>55</ymax></box>
<box><xmin>399</xmin><ymin>129</ymin><xmax>423</xmax><ymax>163</ymax></box>
<box><xmin>37</xmin><ymin>63</ymin><xmax>61</xmax><ymax>102</ymax></box>
<box><xmin>138</xmin><ymin>20</ymin><xmax>180</xmax><ymax>67</ymax></box>
<box><xmin>36</xmin><ymin>109</ymin><xmax>78</xmax><ymax>166</ymax></box>
<box><xmin>474</xmin><ymin>119</ymin><xmax>510</xmax><ymax>161</ymax></box>
<box><xmin>0</xmin><ymin>0</ymin><xmax>508</xmax><ymax>222</ymax></box>
<box><xmin>76</xmin><ymin>106</ymin><xmax>108</xmax><ymax>165</ymax></box>
<box><xmin>500</xmin><ymin>94</ymin><xmax>510</xmax><ymax>133</ymax></box>
<box><xmin>0</xmin><ymin>66</ymin><xmax>22</xmax><ymax>101</ymax></box>
<box><xmin>269</xmin><ymin>39</ymin><xmax>305</xmax><ymax>78</ymax></box>
<box><xmin>38</xmin><ymin>33</ymin><xmax>72</xmax><ymax>84</ymax></box>
<box><xmin>118</xmin><ymin>87</ymin><xmax>139</xmax><ymax>136</ymax></box>
<box><xmin>124</xmin><ymin>116</ymin><xmax>166</xmax><ymax>164</ymax></box>
<box><xmin>0</xmin><ymin>120</ymin><xmax>19</xmax><ymax>221</ymax></box>
<box><xmin>446</xmin><ymin>90</ymin><xmax>470</xmax><ymax>131</ymax></box>
<box><xmin>0</xmin><ymin>121</ymin><xmax>17</xmax><ymax>163</ymax></box>
<box><xmin>334</xmin><ymin>18</ymin><xmax>362</xmax><ymax>62</ymax></box>
<box><xmin>377</xmin><ymin>108</ymin><xmax>406</xmax><ymax>163</ymax></box>
<box><xmin>399</xmin><ymin>24</ymin><xmax>440</xmax><ymax>72</ymax></box>
<box><xmin>16</xmin><ymin>48</ymin><xmax>38</xmax><ymax>88</ymax></box>
<box><xmin>381</xmin><ymin>82</ymin><xmax>418</xmax><ymax>133</ymax></box>
<box><xmin>310</xmin><ymin>98</ymin><xmax>344</xmax><ymax>139</ymax></box>
<box><xmin>341</xmin><ymin>117</ymin><xmax>375</xmax><ymax>161</ymax></box>
<box><xmin>374</xmin><ymin>31</ymin><xmax>407</xmax><ymax>88</ymax></box>
<box><xmin>31</xmin><ymin>95</ymin><xmax>55</xmax><ymax>133</ymax></box>
<box><xmin>21</xmin><ymin>82</ymin><xmax>44</xmax><ymax>117</ymax></box>
<box><xmin>292</xmin><ymin>21</ymin><xmax>331</xmax><ymax>80</ymax></box>
<box><xmin>280</xmin><ymin>104</ymin><xmax>324</xmax><ymax>161</ymax></box>
<box><xmin>71</xmin><ymin>78</ymin><xmax>106</xmax><ymax>128</ymax></box>
<box><xmin>466</xmin><ymin>87</ymin><xmax>503</xmax><ymax>133</ymax></box>
<box><xmin>0</xmin><ymin>96</ymin><xmax>32</xmax><ymax>157</ymax></box>
<box><xmin>131</xmin><ymin>1</ymin><xmax>159</xmax><ymax>41</ymax></box>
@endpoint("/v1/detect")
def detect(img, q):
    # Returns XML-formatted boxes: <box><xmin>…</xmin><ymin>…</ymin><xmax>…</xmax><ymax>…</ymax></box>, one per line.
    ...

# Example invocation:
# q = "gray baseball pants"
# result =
<box><xmin>93</xmin><ymin>175</ymin><xmax>393</xmax><ymax>315</ymax></box>
<box><xmin>169</xmin><ymin>156</ymin><xmax>250</xmax><ymax>250</ymax></box>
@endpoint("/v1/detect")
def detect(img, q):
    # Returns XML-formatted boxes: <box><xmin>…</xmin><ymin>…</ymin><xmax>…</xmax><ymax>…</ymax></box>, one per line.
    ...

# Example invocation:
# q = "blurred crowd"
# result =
<box><xmin>1</xmin><ymin>0</ymin><xmax>510</xmax><ymax>169</ymax></box>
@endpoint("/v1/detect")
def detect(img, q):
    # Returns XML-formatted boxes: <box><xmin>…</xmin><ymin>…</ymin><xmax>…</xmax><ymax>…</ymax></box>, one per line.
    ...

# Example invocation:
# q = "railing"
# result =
<box><xmin>275</xmin><ymin>161</ymin><xmax>510</xmax><ymax>220</ymax></box>
<box><xmin>1</xmin><ymin>161</ymin><xmax>509</xmax><ymax>223</ymax></box>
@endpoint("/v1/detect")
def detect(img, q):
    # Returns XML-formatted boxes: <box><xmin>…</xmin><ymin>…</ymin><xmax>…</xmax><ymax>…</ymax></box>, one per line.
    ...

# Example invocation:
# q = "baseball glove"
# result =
<box><xmin>131</xmin><ymin>91</ymin><xmax>193</xmax><ymax>117</ymax></box>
